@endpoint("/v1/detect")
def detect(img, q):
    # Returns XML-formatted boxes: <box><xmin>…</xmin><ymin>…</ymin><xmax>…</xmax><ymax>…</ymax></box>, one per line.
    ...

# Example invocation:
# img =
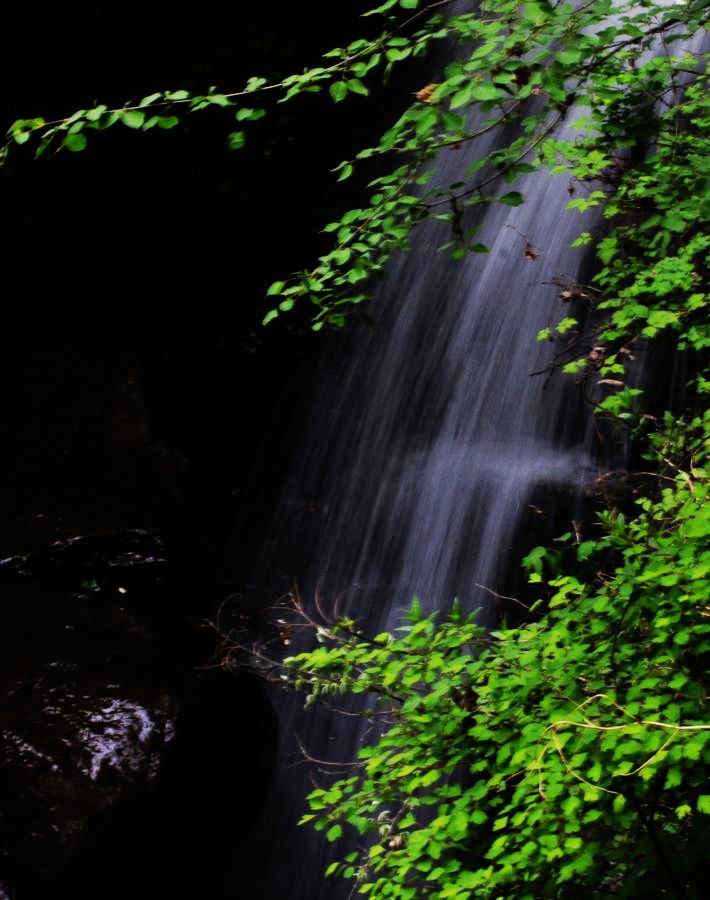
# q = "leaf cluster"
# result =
<box><xmin>4</xmin><ymin>1</ymin><xmax>707</xmax><ymax>332</ymax></box>
<box><xmin>283</xmin><ymin>410</ymin><xmax>710</xmax><ymax>898</ymax></box>
<box><xmin>558</xmin><ymin>68</ymin><xmax>709</xmax><ymax>416</ymax></box>
<box><xmin>6</xmin><ymin>5</ymin><xmax>710</xmax><ymax>894</ymax></box>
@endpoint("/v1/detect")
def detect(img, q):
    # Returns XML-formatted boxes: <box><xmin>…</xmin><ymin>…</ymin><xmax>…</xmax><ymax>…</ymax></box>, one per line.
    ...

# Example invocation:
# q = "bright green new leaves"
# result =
<box><xmin>8</xmin><ymin>116</ymin><xmax>45</xmax><ymax>145</ymax></box>
<box><xmin>62</xmin><ymin>132</ymin><xmax>88</xmax><ymax>153</ymax></box>
<box><xmin>227</xmin><ymin>131</ymin><xmax>246</xmax><ymax>151</ymax></box>
<box><xmin>593</xmin><ymin>79</ymin><xmax>710</xmax><ymax>365</ymax></box>
<box><xmin>537</xmin><ymin>49</ymin><xmax>709</xmax><ymax>417</ymax></box>
<box><xmin>259</xmin><ymin>0</ymin><xmax>708</xmax><ymax>328</ymax></box>
<box><xmin>4</xmin><ymin>1</ymin><xmax>707</xmax><ymax>329</ymax></box>
<box><xmin>260</xmin><ymin>5</ymin><xmax>710</xmax><ymax>879</ymax></box>
<box><xmin>5</xmin><ymin>29</ymin><xmax>710</xmax><ymax>900</ymax></box>
<box><xmin>262</xmin><ymin>164</ymin><xmax>425</xmax><ymax>328</ymax></box>
<box><xmin>281</xmin><ymin>411</ymin><xmax>710</xmax><ymax>897</ymax></box>
<box><xmin>498</xmin><ymin>191</ymin><xmax>524</xmax><ymax>207</ymax></box>
<box><xmin>2</xmin><ymin>88</ymin><xmax>269</xmax><ymax>165</ymax></box>
<box><xmin>118</xmin><ymin>108</ymin><xmax>145</xmax><ymax>129</ymax></box>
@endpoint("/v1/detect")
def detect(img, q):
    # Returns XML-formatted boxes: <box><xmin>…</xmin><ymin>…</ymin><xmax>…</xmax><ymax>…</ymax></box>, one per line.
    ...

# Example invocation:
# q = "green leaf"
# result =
<box><xmin>470</xmin><ymin>82</ymin><xmax>500</xmax><ymax>103</ymax></box>
<box><xmin>337</xmin><ymin>163</ymin><xmax>354</xmax><ymax>182</ymax></box>
<box><xmin>556</xmin><ymin>316</ymin><xmax>577</xmax><ymax>335</ymax></box>
<box><xmin>612</xmin><ymin>795</ymin><xmax>626</xmax><ymax>813</ymax></box>
<box><xmin>326</xmin><ymin>823</ymin><xmax>343</xmax><ymax>841</ymax></box>
<box><xmin>245</xmin><ymin>76</ymin><xmax>267</xmax><ymax>92</ymax></box>
<box><xmin>267</xmin><ymin>281</ymin><xmax>286</xmax><ymax>296</ymax></box>
<box><xmin>119</xmin><ymin>109</ymin><xmax>145</xmax><ymax>129</ymax></box>
<box><xmin>206</xmin><ymin>93</ymin><xmax>232</xmax><ymax>107</ymax></box>
<box><xmin>330</xmin><ymin>82</ymin><xmax>348</xmax><ymax>103</ymax></box>
<box><xmin>498</xmin><ymin>192</ymin><xmax>524</xmax><ymax>207</ymax></box>
<box><xmin>347</xmin><ymin>79</ymin><xmax>369</xmax><ymax>97</ymax></box>
<box><xmin>138</xmin><ymin>92</ymin><xmax>162</xmax><ymax>107</ymax></box>
<box><xmin>556</xmin><ymin>49</ymin><xmax>583</xmax><ymax>66</ymax></box>
<box><xmin>236</xmin><ymin>107</ymin><xmax>266</xmax><ymax>122</ymax></box>
<box><xmin>332</xmin><ymin>248</ymin><xmax>352</xmax><ymax>265</ymax></box>
<box><xmin>227</xmin><ymin>130</ymin><xmax>246</xmax><ymax>150</ymax></box>
<box><xmin>62</xmin><ymin>132</ymin><xmax>87</xmax><ymax>152</ymax></box>
<box><xmin>84</xmin><ymin>105</ymin><xmax>107</xmax><ymax>122</ymax></box>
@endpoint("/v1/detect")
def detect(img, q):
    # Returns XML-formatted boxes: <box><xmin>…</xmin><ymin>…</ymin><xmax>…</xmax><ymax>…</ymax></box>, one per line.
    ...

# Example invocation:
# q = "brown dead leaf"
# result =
<box><xmin>588</xmin><ymin>345</ymin><xmax>607</xmax><ymax>368</ymax></box>
<box><xmin>414</xmin><ymin>83</ymin><xmax>438</xmax><ymax>103</ymax></box>
<box><xmin>524</xmin><ymin>241</ymin><xmax>538</xmax><ymax>261</ymax></box>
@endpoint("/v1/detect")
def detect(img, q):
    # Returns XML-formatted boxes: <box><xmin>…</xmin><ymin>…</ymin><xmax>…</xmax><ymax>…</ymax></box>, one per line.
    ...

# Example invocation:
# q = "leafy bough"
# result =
<box><xmin>4</xmin><ymin>0</ymin><xmax>707</xmax><ymax>338</ymax></box>
<box><xmin>271</xmin><ymin>408</ymin><xmax>710</xmax><ymax>898</ymax></box>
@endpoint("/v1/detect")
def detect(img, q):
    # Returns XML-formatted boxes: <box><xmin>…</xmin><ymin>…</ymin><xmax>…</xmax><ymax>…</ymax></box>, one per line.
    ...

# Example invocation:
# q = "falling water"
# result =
<box><xmin>236</xmin><ymin>112</ymin><xmax>601</xmax><ymax>900</ymax></box>
<box><xmin>233</xmin><ymin>9</ymin><xmax>705</xmax><ymax>898</ymax></box>
<box><xmin>259</xmin><ymin>120</ymin><xmax>602</xmax><ymax>627</ymax></box>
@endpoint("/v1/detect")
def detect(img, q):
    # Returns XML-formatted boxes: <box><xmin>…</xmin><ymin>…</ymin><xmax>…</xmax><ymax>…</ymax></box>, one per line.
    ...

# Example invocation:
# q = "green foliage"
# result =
<box><xmin>5</xmin><ymin>3</ymin><xmax>709</xmax><ymax>894</ymax></box>
<box><xmin>283</xmin><ymin>410</ymin><xmax>710</xmax><ymax>897</ymax></box>
<box><xmin>597</xmin><ymin>92</ymin><xmax>709</xmax><ymax>351</ymax></box>
<box><xmin>559</xmin><ymin>75</ymin><xmax>710</xmax><ymax>411</ymax></box>
<box><xmin>3</xmin><ymin>0</ymin><xmax>707</xmax><ymax>332</ymax></box>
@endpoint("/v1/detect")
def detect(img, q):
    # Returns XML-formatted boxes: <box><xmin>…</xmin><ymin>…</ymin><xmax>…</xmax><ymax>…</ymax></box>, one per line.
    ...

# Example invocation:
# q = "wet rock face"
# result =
<box><xmin>0</xmin><ymin>324</ymin><xmax>276</xmax><ymax>898</ymax></box>
<box><xmin>0</xmin><ymin>577</ymin><xmax>180</xmax><ymax>892</ymax></box>
<box><xmin>0</xmin><ymin>565</ymin><xmax>276</xmax><ymax>899</ymax></box>
<box><xmin>0</xmin><ymin>529</ymin><xmax>168</xmax><ymax>577</ymax></box>
<box><xmin>0</xmin><ymin>324</ymin><xmax>185</xmax><ymax>893</ymax></box>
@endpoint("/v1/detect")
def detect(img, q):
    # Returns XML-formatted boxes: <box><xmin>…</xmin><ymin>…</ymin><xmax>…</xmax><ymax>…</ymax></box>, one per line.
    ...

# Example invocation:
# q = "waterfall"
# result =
<box><xmin>259</xmin><ymin>123</ymin><xmax>602</xmax><ymax>627</ymax></box>
<box><xmin>290</xmin><ymin>146</ymin><xmax>598</xmax><ymax>631</ymax></box>
<box><xmin>230</xmin><ymin>9</ymin><xmax>706</xmax><ymax>899</ymax></box>
<box><xmin>234</xmin><ymin>100</ymin><xmax>604</xmax><ymax>900</ymax></box>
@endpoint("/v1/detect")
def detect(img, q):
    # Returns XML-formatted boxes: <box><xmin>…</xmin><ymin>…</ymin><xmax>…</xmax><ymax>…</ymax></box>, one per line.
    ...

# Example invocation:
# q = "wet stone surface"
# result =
<box><xmin>0</xmin><ymin>567</ymin><xmax>181</xmax><ymax>892</ymax></box>
<box><xmin>0</xmin><ymin>326</ymin><xmax>188</xmax><ymax>893</ymax></box>
<box><xmin>0</xmin><ymin>325</ymin><xmax>276</xmax><ymax>898</ymax></box>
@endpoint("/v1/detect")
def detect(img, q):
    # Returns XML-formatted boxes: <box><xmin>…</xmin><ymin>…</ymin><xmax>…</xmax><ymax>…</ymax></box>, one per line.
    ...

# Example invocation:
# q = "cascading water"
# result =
<box><xmin>236</xmin><ymin>132</ymin><xmax>601</xmax><ymax>900</ymax></box>
<box><xmin>237</xmin><ymin>60</ymin><xmax>602</xmax><ymax>900</ymax></box>
<box><xmin>233</xmin><ymin>8</ymin><xmax>705</xmax><ymax>898</ymax></box>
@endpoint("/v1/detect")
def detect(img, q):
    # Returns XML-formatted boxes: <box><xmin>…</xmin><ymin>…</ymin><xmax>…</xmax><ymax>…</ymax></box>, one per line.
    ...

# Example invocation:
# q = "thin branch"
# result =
<box><xmin>473</xmin><ymin>582</ymin><xmax>530</xmax><ymax>611</ymax></box>
<box><xmin>424</xmin><ymin>113</ymin><xmax>564</xmax><ymax>209</ymax></box>
<box><xmin>289</xmin><ymin>732</ymin><xmax>362</xmax><ymax>772</ymax></box>
<box><xmin>13</xmin><ymin>0</ymin><xmax>459</xmax><ymax>135</ymax></box>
